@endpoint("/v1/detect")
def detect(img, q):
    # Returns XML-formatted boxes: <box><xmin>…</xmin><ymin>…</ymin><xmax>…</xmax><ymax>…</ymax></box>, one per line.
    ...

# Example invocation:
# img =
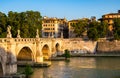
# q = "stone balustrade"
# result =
<box><xmin>0</xmin><ymin>38</ymin><xmax>7</xmax><ymax>43</ymax></box>
<box><xmin>14</xmin><ymin>38</ymin><xmax>36</xmax><ymax>42</ymax></box>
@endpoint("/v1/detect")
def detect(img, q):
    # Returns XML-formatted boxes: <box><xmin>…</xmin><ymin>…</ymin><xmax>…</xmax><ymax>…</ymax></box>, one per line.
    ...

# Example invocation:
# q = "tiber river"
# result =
<box><xmin>19</xmin><ymin>57</ymin><xmax>120</xmax><ymax>78</ymax></box>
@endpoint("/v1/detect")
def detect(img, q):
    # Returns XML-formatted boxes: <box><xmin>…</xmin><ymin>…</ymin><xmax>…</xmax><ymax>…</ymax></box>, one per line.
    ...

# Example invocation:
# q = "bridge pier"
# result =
<box><xmin>35</xmin><ymin>39</ymin><xmax>44</xmax><ymax>63</ymax></box>
<box><xmin>6</xmin><ymin>62</ymin><xmax>17</xmax><ymax>75</ymax></box>
<box><xmin>36</xmin><ymin>56</ymin><xmax>43</xmax><ymax>62</ymax></box>
<box><xmin>0</xmin><ymin>45</ymin><xmax>17</xmax><ymax>76</ymax></box>
<box><xmin>5</xmin><ymin>53</ymin><xmax>17</xmax><ymax>75</ymax></box>
<box><xmin>5</xmin><ymin>38</ymin><xmax>17</xmax><ymax>75</ymax></box>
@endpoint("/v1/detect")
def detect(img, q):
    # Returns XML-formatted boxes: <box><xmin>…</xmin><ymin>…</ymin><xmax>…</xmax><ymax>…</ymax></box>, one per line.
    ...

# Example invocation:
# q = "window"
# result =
<box><xmin>105</xmin><ymin>15</ymin><xmax>108</xmax><ymax>18</ymax></box>
<box><xmin>44</xmin><ymin>32</ymin><xmax>49</xmax><ymax>36</ymax></box>
<box><xmin>44</xmin><ymin>28</ymin><xmax>50</xmax><ymax>30</ymax></box>
<box><xmin>118</xmin><ymin>15</ymin><xmax>120</xmax><ymax>18</ymax></box>
<box><xmin>109</xmin><ymin>15</ymin><xmax>112</xmax><ymax>18</ymax></box>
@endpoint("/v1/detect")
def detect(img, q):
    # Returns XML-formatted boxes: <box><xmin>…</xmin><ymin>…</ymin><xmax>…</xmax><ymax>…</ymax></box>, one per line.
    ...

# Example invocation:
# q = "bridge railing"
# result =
<box><xmin>39</xmin><ymin>38</ymin><xmax>53</xmax><ymax>42</ymax></box>
<box><xmin>14</xmin><ymin>38</ymin><xmax>37</xmax><ymax>42</ymax></box>
<box><xmin>0</xmin><ymin>38</ymin><xmax>7</xmax><ymax>43</ymax></box>
<box><xmin>0</xmin><ymin>38</ymin><xmax>62</xmax><ymax>43</ymax></box>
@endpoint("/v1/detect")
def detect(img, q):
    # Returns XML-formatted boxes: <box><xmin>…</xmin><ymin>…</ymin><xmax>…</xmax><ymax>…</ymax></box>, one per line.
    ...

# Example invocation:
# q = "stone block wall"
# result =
<box><xmin>63</xmin><ymin>39</ymin><xmax>97</xmax><ymax>53</ymax></box>
<box><xmin>97</xmin><ymin>40</ymin><xmax>120</xmax><ymax>52</ymax></box>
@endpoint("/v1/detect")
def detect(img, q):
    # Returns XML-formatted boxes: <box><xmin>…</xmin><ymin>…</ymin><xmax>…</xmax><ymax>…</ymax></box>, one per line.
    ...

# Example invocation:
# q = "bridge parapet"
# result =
<box><xmin>14</xmin><ymin>38</ymin><xmax>36</xmax><ymax>42</ymax></box>
<box><xmin>0</xmin><ymin>38</ymin><xmax>7</xmax><ymax>43</ymax></box>
<box><xmin>39</xmin><ymin>38</ymin><xmax>53</xmax><ymax>42</ymax></box>
<box><xmin>0</xmin><ymin>38</ymin><xmax>64</xmax><ymax>43</ymax></box>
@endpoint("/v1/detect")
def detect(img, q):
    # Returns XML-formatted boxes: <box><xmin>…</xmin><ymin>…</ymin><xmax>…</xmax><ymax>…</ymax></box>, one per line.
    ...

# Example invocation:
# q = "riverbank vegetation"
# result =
<box><xmin>63</xmin><ymin>49</ymin><xmax>71</xmax><ymax>62</ymax></box>
<box><xmin>23</xmin><ymin>64</ymin><xmax>33</xmax><ymax>78</ymax></box>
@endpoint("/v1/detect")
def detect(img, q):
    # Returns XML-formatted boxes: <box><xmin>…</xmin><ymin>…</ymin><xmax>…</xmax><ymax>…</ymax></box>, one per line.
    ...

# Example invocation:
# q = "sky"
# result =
<box><xmin>0</xmin><ymin>0</ymin><xmax>120</xmax><ymax>20</ymax></box>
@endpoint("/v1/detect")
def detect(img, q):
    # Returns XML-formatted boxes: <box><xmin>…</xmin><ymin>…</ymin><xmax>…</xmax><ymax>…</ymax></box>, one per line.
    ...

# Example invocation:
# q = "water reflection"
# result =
<box><xmin>95</xmin><ymin>57</ymin><xmax>120</xmax><ymax>70</ymax></box>
<box><xmin>28</xmin><ymin>57</ymin><xmax>120</xmax><ymax>78</ymax></box>
<box><xmin>73</xmin><ymin>57</ymin><xmax>96</xmax><ymax>69</ymax></box>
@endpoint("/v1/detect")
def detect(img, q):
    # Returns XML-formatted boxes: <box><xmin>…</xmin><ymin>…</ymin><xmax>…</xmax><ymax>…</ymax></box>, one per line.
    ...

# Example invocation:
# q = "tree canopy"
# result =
<box><xmin>88</xmin><ymin>21</ymin><xmax>108</xmax><ymax>40</ymax></box>
<box><xmin>71</xmin><ymin>19</ymin><xmax>108</xmax><ymax>41</ymax></box>
<box><xmin>0</xmin><ymin>10</ymin><xmax>42</xmax><ymax>38</ymax></box>
<box><xmin>113</xmin><ymin>18</ymin><xmax>120</xmax><ymax>40</ymax></box>
<box><xmin>72</xmin><ymin>19</ymin><xmax>89</xmax><ymax>37</ymax></box>
<box><xmin>64</xmin><ymin>49</ymin><xmax>70</xmax><ymax>60</ymax></box>
<box><xmin>0</xmin><ymin>12</ymin><xmax>7</xmax><ymax>37</ymax></box>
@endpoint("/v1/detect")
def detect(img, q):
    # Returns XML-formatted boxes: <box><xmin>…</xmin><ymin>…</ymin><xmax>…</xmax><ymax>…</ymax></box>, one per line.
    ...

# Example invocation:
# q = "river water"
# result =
<box><xmin>22</xmin><ymin>57</ymin><xmax>120</xmax><ymax>78</ymax></box>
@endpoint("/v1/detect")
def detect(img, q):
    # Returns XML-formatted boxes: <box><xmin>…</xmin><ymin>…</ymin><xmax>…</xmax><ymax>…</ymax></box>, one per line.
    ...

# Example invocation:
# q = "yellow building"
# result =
<box><xmin>99</xmin><ymin>10</ymin><xmax>120</xmax><ymax>31</ymax></box>
<box><xmin>42</xmin><ymin>16</ymin><xmax>67</xmax><ymax>38</ymax></box>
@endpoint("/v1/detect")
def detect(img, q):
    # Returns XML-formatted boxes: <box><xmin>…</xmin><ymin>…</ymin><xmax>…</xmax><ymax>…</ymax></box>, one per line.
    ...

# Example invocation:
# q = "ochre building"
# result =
<box><xmin>99</xmin><ymin>10</ymin><xmax>120</xmax><ymax>31</ymax></box>
<box><xmin>42</xmin><ymin>16</ymin><xmax>68</xmax><ymax>38</ymax></box>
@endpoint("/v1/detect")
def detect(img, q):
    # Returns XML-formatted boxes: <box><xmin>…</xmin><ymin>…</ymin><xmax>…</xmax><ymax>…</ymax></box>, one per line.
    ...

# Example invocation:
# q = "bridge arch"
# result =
<box><xmin>42</xmin><ymin>44</ymin><xmax>50</xmax><ymax>60</ymax></box>
<box><xmin>17</xmin><ymin>46</ymin><xmax>34</xmax><ymax>61</ymax></box>
<box><xmin>55</xmin><ymin>43</ymin><xmax>60</xmax><ymax>52</ymax></box>
<box><xmin>54</xmin><ymin>42</ymin><xmax>63</xmax><ymax>56</ymax></box>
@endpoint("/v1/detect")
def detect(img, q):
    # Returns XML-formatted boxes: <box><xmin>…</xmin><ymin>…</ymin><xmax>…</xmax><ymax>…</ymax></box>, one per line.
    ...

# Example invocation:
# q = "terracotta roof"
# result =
<box><xmin>103</xmin><ymin>13</ymin><xmax>120</xmax><ymax>16</ymax></box>
<box><xmin>68</xmin><ymin>19</ymin><xmax>79</xmax><ymax>22</ymax></box>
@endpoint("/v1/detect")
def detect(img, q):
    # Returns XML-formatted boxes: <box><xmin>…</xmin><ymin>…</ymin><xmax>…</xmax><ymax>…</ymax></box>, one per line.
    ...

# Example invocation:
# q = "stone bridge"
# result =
<box><xmin>0</xmin><ymin>37</ymin><xmax>97</xmax><ymax>75</ymax></box>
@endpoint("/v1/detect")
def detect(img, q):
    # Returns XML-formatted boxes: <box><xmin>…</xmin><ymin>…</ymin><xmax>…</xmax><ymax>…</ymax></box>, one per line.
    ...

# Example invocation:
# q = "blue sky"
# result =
<box><xmin>0</xmin><ymin>0</ymin><xmax>120</xmax><ymax>20</ymax></box>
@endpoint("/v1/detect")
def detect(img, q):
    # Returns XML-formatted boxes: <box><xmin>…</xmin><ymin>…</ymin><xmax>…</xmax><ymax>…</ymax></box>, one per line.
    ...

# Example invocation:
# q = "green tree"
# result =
<box><xmin>7</xmin><ymin>11</ymin><xmax>20</xmax><ymax>37</ymax></box>
<box><xmin>113</xmin><ymin>18</ymin><xmax>120</xmax><ymax>40</ymax></box>
<box><xmin>88</xmin><ymin>20</ymin><xmax>100</xmax><ymax>28</ymax></box>
<box><xmin>87</xmin><ymin>20</ymin><xmax>108</xmax><ymax>40</ymax></box>
<box><xmin>87</xmin><ymin>28</ymin><xmax>98</xmax><ymax>41</ymax></box>
<box><xmin>72</xmin><ymin>19</ymin><xmax>89</xmax><ymax>37</ymax></box>
<box><xmin>0</xmin><ymin>12</ymin><xmax>7</xmax><ymax>38</ymax></box>
<box><xmin>8</xmin><ymin>11</ymin><xmax>42</xmax><ymax>38</ymax></box>
<box><xmin>98</xmin><ymin>21</ymin><xmax>108</xmax><ymax>38</ymax></box>
<box><xmin>114</xmin><ymin>31</ymin><xmax>120</xmax><ymax>40</ymax></box>
<box><xmin>87</xmin><ymin>21</ymin><xmax>99</xmax><ymax>41</ymax></box>
<box><xmin>24</xmin><ymin>64</ymin><xmax>33</xmax><ymax>78</ymax></box>
<box><xmin>64</xmin><ymin>49</ymin><xmax>70</xmax><ymax>60</ymax></box>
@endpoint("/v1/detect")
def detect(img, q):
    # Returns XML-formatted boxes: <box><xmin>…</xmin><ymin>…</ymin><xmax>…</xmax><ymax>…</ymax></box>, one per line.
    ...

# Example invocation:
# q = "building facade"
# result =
<box><xmin>99</xmin><ymin>10</ymin><xmax>120</xmax><ymax>39</ymax></box>
<box><xmin>99</xmin><ymin>10</ymin><xmax>120</xmax><ymax>32</ymax></box>
<box><xmin>42</xmin><ymin>16</ymin><xmax>67</xmax><ymax>38</ymax></box>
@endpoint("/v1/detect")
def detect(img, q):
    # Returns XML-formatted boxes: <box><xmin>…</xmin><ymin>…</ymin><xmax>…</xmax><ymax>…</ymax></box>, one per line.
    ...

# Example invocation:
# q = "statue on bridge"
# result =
<box><xmin>36</xmin><ymin>29</ymin><xmax>39</xmax><ymax>38</ymax></box>
<box><xmin>17</xmin><ymin>29</ymin><xmax>21</xmax><ymax>38</ymax></box>
<box><xmin>7</xmin><ymin>25</ymin><xmax>12</xmax><ymax>38</ymax></box>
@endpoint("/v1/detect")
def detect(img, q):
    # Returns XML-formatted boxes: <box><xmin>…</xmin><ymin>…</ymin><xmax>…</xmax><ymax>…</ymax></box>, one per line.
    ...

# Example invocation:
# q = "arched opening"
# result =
<box><xmin>55</xmin><ymin>43</ymin><xmax>62</xmax><ymax>56</ymax></box>
<box><xmin>17</xmin><ymin>47</ymin><xmax>33</xmax><ymax>61</ymax></box>
<box><xmin>42</xmin><ymin>45</ymin><xmax>50</xmax><ymax>60</ymax></box>
<box><xmin>55</xmin><ymin>43</ymin><xmax>60</xmax><ymax>52</ymax></box>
